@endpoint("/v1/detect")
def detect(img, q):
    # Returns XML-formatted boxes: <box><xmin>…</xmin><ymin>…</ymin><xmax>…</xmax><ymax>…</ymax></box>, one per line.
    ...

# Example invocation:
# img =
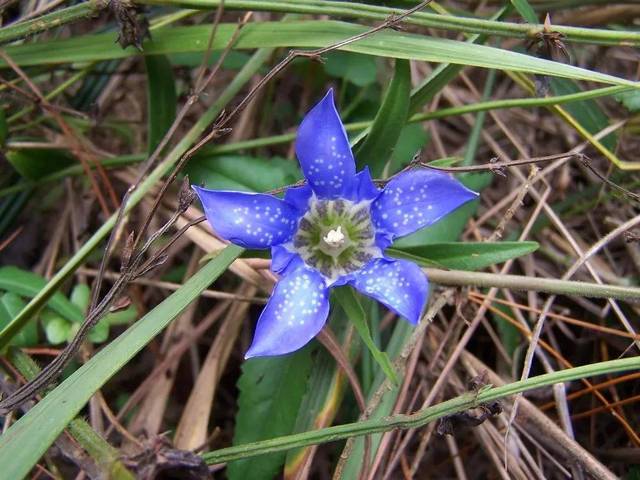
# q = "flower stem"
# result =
<box><xmin>423</xmin><ymin>268</ymin><xmax>640</xmax><ymax>302</ymax></box>
<box><xmin>202</xmin><ymin>356</ymin><xmax>640</xmax><ymax>464</ymax></box>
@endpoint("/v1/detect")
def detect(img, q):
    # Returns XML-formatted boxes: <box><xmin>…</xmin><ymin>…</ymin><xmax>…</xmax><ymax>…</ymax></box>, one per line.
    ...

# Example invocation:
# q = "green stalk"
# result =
<box><xmin>7</xmin><ymin>348</ymin><xmax>135</xmax><ymax>480</ymax></box>
<box><xmin>423</xmin><ymin>268</ymin><xmax>640</xmax><ymax>301</ymax></box>
<box><xmin>0</xmin><ymin>47</ymin><xmax>273</xmax><ymax>349</ymax></box>
<box><xmin>0</xmin><ymin>0</ymin><xmax>106</xmax><ymax>45</ymax></box>
<box><xmin>1</xmin><ymin>0</ymin><xmax>639</xmax><ymax>47</ymax></box>
<box><xmin>202</xmin><ymin>356</ymin><xmax>640</xmax><ymax>463</ymax></box>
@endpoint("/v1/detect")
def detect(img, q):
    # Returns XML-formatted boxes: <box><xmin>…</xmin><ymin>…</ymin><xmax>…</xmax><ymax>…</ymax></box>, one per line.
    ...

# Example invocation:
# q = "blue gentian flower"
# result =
<box><xmin>194</xmin><ymin>90</ymin><xmax>477</xmax><ymax>358</ymax></box>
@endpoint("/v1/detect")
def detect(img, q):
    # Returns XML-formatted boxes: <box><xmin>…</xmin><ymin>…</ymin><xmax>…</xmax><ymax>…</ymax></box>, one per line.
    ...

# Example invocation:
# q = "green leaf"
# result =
<box><xmin>388</xmin><ymin>241</ymin><xmax>539</xmax><ymax>271</ymax></box>
<box><xmin>0</xmin><ymin>245</ymin><xmax>243</xmax><ymax>480</ymax></box>
<box><xmin>88</xmin><ymin>319</ymin><xmax>110</xmax><ymax>344</ymax></box>
<box><xmin>615</xmin><ymin>89</ymin><xmax>640</xmax><ymax>112</ymax></box>
<box><xmin>550</xmin><ymin>78</ymin><xmax>617</xmax><ymax>151</ymax></box>
<box><xmin>70</xmin><ymin>283</ymin><xmax>91</xmax><ymax>313</ymax></box>
<box><xmin>185</xmin><ymin>155</ymin><xmax>301</xmax><ymax>192</ymax></box>
<box><xmin>490</xmin><ymin>297</ymin><xmax>520</xmax><ymax>359</ymax></box>
<box><xmin>354</xmin><ymin>59</ymin><xmax>410</xmax><ymax>177</ymax></box>
<box><xmin>69</xmin><ymin>283</ymin><xmax>111</xmax><ymax>342</ymax></box>
<box><xmin>510</xmin><ymin>0</ymin><xmax>538</xmax><ymax>24</ymax></box>
<box><xmin>0</xmin><ymin>293</ymin><xmax>38</xmax><ymax>347</ymax></box>
<box><xmin>3</xmin><ymin>21</ymin><xmax>636</xmax><ymax>88</ymax></box>
<box><xmin>0</xmin><ymin>266</ymin><xmax>83</xmax><ymax>323</ymax></box>
<box><xmin>228</xmin><ymin>349</ymin><xmax>312</xmax><ymax>480</ymax></box>
<box><xmin>388</xmin><ymin>123</ymin><xmax>429</xmax><ymax>174</ymax></box>
<box><xmin>42</xmin><ymin>312</ymin><xmax>71</xmax><ymax>345</ymax></box>
<box><xmin>333</xmin><ymin>287</ymin><xmax>398</xmax><ymax>385</ymax></box>
<box><xmin>6</xmin><ymin>149</ymin><xmax>74</xmax><ymax>181</ymax></box>
<box><xmin>145</xmin><ymin>55</ymin><xmax>177</xmax><ymax>154</ymax></box>
<box><xmin>324</xmin><ymin>51</ymin><xmax>378</xmax><ymax>87</ymax></box>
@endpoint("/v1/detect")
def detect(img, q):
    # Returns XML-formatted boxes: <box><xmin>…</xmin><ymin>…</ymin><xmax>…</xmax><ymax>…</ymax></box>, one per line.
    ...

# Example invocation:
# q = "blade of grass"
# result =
<box><xmin>201</xmin><ymin>356</ymin><xmax>640</xmax><ymax>463</ymax></box>
<box><xmin>2</xmin><ymin>21</ymin><xmax>638</xmax><ymax>89</ymax></box>
<box><xmin>0</xmin><ymin>245</ymin><xmax>243</xmax><ymax>480</ymax></box>
<box><xmin>4</xmin><ymin>0</ymin><xmax>640</xmax><ymax>47</ymax></box>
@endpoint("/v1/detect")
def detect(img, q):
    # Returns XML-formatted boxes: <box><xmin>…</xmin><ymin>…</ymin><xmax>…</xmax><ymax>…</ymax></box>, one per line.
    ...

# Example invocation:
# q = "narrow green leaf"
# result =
<box><xmin>0</xmin><ymin>245</ymin><xmax>243</xmax><ymax>480</ymax></box>
<box><xmin>0</xmin><ymin>293</ymin><xmax>38</xmax><ymax>347</ymax></box>
<box><xmin>333</xmin><ymin>287</ymin><xmax>398</xmax><ymax>385</ymax></box>
<box><xmin>6</xmin><ymin>149</ymin><xmax>74</xmax><ymax>181</ymax></box>
<box><xmin>388</xmin><ymin>241</ymin><xmax>539</xmax><ymax>271</ymax></box>
<box><xmin>550</xmin><ymin>78</ymin><xmax>616</xmax><ymax>151</ymax></box>
<box><xmin>145</xmin><ymin>55</ymin><xmax>177</xmax><ymax>154</ymax></box>
<box><xmin>7</xmin><ymin>348</ymin><xmax>136</xmax><ymax>480</ymax></box>
<box><xmin>409</xmin><ymin>7</ymin><xmax>508</xmax><ymax>113</ymax></box>
<box><xmin>510</xmin><ymin>0</ymin><xmax>538</xmax><ymax>24</ymax></box>
<box><xmin>0</xmin><ymin>266</ymin><xmax>83</xmax><ymax>323</ymax></box>
<box><xmin>2</xmin><ymin>21</ymin><xmax>636</xmax><ymax>88</ymax></box>
<box><xmin>354</xmin><ymin>59</ymin><xmax>410</xmax><ymax>177</ymax></box>
<box><xmin>228</xmin><ymin>349</ymin><xmax>312</xmax><ymax>479</ymax></box>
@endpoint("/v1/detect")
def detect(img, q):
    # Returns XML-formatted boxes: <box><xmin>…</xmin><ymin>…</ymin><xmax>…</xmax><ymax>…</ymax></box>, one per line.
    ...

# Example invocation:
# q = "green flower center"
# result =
<box><xmin>291</xmin><ymin>197</ymin><xmax>380</xmax><ymax>284</ymax></box>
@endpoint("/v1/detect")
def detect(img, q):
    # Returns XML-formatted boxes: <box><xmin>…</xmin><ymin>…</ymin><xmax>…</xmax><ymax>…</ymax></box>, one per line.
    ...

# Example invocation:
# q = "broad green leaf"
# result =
<box><xmin>0</xmin><ymin>293</ymin><xmax>38</xmax><ymax>347</ymax></box>
<box><xmin>550</xmin><ymin>78</ymin><xmax>616</xmax><ymax>151</ymax></box>
<box><xmin>228</xmin><ymin>349</ymin><xmax>312</xmax><ymax>480</ymax></box>
<box><xmin>186</xmin><ymin>155</ymin><xmax>301</xmax><ymax>192</ymax></box>
<box><xmin>355</xmin><ymin>59</ymin><xmax>410</xmax><ymax>177</ymax></box>
<box><xmin>510</xmin><ymin>0</ymin><xmax>537</xmax><ymax>24</ymax></box>
<box><xmin>388</xmin><ymin>241</ymin><xmax>539</xmax><ymax>271</ymax></box>
<box><xmin>388</xmin><ymin>123</ymin><xmax>429</xmax><ymax>174</ymax></box>
<box><xmin>615</xmin><ymin>89</ymin><xmax>640</xmax><ymax>112</ymax></box>
<box><xmin>0</xmin><ymin>266</ymin><xmax>83</xmax><ymax>323</ymax></box>
<box><xmin>70</xmin><ymin>283</ymin><xmax>91</xmax><ymax>312</ymax></box>
<box><xmin>0</xmin><ymin>245</ymin><xmax>243</xmax><ymax>480</ymax></box>
<box><xmin>42</xmin><ymin>312</ymin><xmax>71</xmax><ymax>345</ymax></box>
<box><xmin>333</xmin><ymin>287</ymin><xmax>398</xmax><ymax>385</ymax></box>
<box><xmin>87</xmin><ymin>319</ymin><xmax>110</xmax><ymax>343</ymax></box>
<box><xmin>145</xmin><ymin>55</ymin><xmax>177</xmax><ymax>154</ymax></box>
<box><xmin>324</xmin><ymin>51</ymin><xmax>378</xmax><ymax>87</ymax></box>
<box><xmin>6</xmin><ymin>149</ymin><xmax>74</xmax><ymax>181</ymax></box>
<box><xmin>2</xmin><ymin>22</ymin><xmax>636</xmax><ymax>88</ymax></box>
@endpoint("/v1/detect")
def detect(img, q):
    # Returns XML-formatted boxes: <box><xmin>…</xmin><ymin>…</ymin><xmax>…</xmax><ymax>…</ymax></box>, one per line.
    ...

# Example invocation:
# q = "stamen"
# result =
<box><xmin>323</xmin><ymin>226</ymin><xmax>345</xmax><ymax>248</ymax></box>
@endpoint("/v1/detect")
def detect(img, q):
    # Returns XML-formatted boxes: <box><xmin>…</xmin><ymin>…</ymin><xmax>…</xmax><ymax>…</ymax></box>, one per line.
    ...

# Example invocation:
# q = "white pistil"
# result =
<box><xmin>323</xmin><ymin>226</ymin><xmax>345</xmax><ymax>248</ymax></box>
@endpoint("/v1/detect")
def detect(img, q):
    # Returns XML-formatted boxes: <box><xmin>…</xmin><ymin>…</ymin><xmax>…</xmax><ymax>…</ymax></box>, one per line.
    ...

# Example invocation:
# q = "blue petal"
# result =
<box><xmin>371</xmin><ymin>169</ymin><xmax>478</xmax><ymax>240</ymax></box>
<box><xmin>283</xmin><ymin>184</ymin><xmax>313</xmax><ymax>213</ymax></box>
<box><xmin>345</xmin><ymin>166</ymin><xmax>380</xmax><ymax>202</ymax></box>
<box><xmin>193</xmin><ymin>186</ymin><xmax>299</xmax><ymax>249</ymax></box>
<box><xmin>349</xmin><ymin>258</ymin><xmax>428</xmax><ymax>325</ymax></box>
<box><xmin>245</xmin><ymin>265</ymin><xmax>330</xmax><ymax>358</ymax></box>
<box><xmin>270</xmin><ymin>245</ymin><xmax>299</xmax><ymax>275</ymax></box>
<box><xmin>295</xmin><ymin>90</ymin><xmax>356</xmax><ymax>198</ymax></box>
